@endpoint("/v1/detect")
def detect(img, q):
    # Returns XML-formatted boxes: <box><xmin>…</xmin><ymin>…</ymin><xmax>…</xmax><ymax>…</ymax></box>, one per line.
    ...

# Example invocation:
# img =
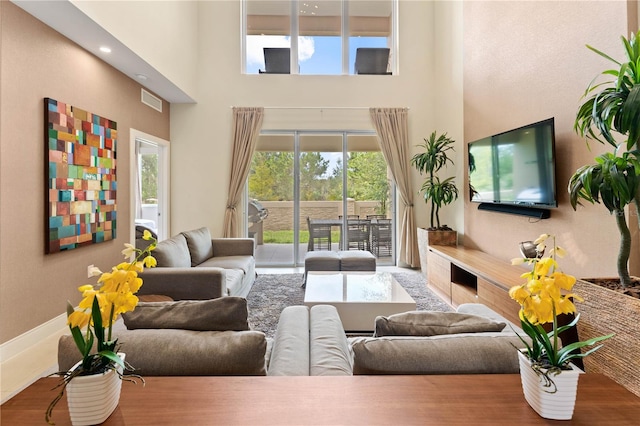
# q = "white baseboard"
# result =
<box><xmin>1</xmin><ymin>313</ymin><xmax>69</xmax><ymax>403</ymax></box>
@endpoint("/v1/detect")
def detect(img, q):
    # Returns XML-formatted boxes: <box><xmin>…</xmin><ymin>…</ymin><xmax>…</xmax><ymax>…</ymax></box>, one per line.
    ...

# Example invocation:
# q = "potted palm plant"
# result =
<box><xmin>570</xmin><ymin>30</ymin><xmax>640</xmax><ymax>398</ymax></box>
<box><xmin>573</xmin><ymin>30</ymin><xmax>640</xmax><ymax>290</ymax></box>
<box><xmin>411</xmin><ymin>131</ymin><xmax>459</xmax><ymax>247</ymax></box>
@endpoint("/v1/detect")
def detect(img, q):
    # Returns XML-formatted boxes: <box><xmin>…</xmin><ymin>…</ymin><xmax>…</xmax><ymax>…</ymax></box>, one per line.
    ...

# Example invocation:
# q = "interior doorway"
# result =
<box><xmin>130</xmin><ymin>129</ymin><xmax>170</xmax><ymax>243</ymax></box>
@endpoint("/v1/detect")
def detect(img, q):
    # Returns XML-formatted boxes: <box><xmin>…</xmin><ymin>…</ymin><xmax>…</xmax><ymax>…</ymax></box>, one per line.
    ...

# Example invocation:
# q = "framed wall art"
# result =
<box><xmin>45</xmin><ymin>98</ymin><xmax>117</xmax><ymax>253</ymax></box>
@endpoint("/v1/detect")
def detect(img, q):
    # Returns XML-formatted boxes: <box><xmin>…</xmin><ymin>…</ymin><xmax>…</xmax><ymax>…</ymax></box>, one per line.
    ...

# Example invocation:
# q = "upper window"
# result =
<box><xmin>244</xmin><ymin>0</ymin><xmax>396</xmax><ymax>75</ymax></box>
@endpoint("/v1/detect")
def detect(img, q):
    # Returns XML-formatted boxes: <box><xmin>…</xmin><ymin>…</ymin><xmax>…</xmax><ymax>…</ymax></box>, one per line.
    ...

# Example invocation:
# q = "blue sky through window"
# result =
<box><xmin>247</xmin><ymin>35</ymin><xmax>388</xmax><ymax>75</ymax></box>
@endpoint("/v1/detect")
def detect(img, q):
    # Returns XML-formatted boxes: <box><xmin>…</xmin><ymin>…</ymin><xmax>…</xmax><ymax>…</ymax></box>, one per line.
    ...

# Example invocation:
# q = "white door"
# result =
<box><xmin>131</xmin><ymin>130</ymin><xmax>169</xmax><ymax>242</ymax></box>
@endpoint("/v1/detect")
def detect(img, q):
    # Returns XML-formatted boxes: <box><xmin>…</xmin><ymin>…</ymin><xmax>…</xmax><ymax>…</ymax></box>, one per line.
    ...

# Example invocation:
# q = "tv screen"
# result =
<box><xmin>468</xmin><ymin>118</ymin><xmax>557</xmax><ymax>209</ymax></box>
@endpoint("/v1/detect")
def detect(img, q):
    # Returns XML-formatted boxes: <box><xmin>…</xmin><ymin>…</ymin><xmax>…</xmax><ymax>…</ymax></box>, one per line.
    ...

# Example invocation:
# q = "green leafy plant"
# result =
<box><xmin>411</xmin><ymin>131</ymin><xmax>459</xmax><ymax>230</ymax></box>
<box><xmin>46</xmin><ymin>231</ymin><xmax>157</xmax><ymax>424</ymax></box>
<box><xmin>510</xmin><ymin>234</ymin><xmax>613</xmax><ymax>389</ymax></box>
<box><xmin>569</xmin><ymin>150</ymin><xmax>640</xmax><ymax>286</ymax></box>
<box><xmin>573</xmin><ymin>30</ymin><xmax>640</xmax><ymax>287</ymax></box>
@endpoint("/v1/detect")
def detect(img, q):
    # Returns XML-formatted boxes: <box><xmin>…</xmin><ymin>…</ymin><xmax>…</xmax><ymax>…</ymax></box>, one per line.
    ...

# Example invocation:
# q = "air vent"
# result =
<box><xmin>141</xmin><ymin>89</ymin><xmax>162</xmax><ymax>112</ymax></box>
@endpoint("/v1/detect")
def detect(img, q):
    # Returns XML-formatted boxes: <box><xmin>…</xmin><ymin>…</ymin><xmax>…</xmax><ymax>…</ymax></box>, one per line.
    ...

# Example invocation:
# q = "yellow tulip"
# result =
<box><xmin>67</xmin><ymin>310</ymin><xmax>90</xmax><ymax>329</ymax></box>
<box><xmin>509</xmin><ymin>285</ymin><xmax>529</xmax><ymax>304</ymax></box>
<box><xmin>142</xmin><ymin>229</ymin><xmax>153</xmax><ymax>240</ymax></box>
<box><xmin>121</xmin><ymin>243</ymin><xmax>136</xmax><ymax>258</ymax></box>
<box><xmin>555</xmin><ymin>296</ymin><xmax>577</xmax><ymax>315</ymax></box>
<box><xmin>551</xmin><ymin>271</ymin><xmax>576</xmax><ymax>291</ymax></box>
<box><xmin>143</xmin><ymin>255</ymin><xmax>157</xmax><ymax>268</ymax></box>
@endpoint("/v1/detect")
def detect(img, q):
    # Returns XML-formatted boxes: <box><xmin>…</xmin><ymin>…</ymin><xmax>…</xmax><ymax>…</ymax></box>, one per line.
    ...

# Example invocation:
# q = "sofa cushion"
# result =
<box><xmin>374</xmin><ymin>311</ymin><xmax>506</xmax><ymax>337</ymax></box>
<box><xmin>349</xmin><ymin>333</ymin><xmax>524</xmax><ymax>375</ymax></box>
<box><xmin>122</xmin><ymin>297</ymin><xmax>250</xmax><ymax>331</ymax></box>
<box><xmin>198</xmin><ymin>255</ymin><xmax>253</xmax><ymax>275</ymax></box>
<box><xmin>181</xmin><ymin>227</ymin><xmax>214</xmax><ymax>266</ymax></box>
<box><xmin>152</xmin><ymin>234</ymin><xmax>192</xmax><ymax>268</ymax></box>
<box><xmin>58</xmin><ymin>329</ymin><xmax>267</xmax><ymax>376</ymax></box>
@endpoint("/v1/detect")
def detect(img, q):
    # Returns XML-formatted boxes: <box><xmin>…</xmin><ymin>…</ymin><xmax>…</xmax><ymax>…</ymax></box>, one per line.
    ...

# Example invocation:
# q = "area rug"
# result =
<box><xmin>246</xmin><ymin>272</ymin><xmax>452</xmax><ymax>338</ymax></box>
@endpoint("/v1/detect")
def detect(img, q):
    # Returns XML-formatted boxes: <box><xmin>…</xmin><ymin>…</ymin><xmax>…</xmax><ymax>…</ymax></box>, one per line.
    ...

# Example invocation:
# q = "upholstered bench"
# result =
<box><xmin>303</xmin><ymin>250</ymin><xmax>376</xmax><ymax>285</ymax></box>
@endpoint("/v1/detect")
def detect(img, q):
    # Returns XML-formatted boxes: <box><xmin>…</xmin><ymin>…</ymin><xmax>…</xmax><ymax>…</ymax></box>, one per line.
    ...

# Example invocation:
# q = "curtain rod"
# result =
<box><xmin>230</xmin><ymin>106</ymin><xmax>409</xmax><ymax>110</ymax></box>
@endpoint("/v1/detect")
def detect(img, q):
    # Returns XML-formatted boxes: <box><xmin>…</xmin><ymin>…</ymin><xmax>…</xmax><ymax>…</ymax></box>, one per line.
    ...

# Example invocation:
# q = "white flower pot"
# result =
<box><xmin>66</xmin><ymin>353</ymin><xmax>125</xmax><ymax>426</ymax></box>
<box><xmin>518</xmin><ymin>350</ymin><xmax>582</xmax><ymax>420</ymax></box>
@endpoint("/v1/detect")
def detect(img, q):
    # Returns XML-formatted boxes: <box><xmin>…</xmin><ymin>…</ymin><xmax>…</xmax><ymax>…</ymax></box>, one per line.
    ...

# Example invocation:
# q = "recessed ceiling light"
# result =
<box><xmin>99</xmin><ymin>46</ymin><xmax>112</xmax><ymax>53</ymax></box>
<box><xmin>135</xmin><ymin>74</ymin><xmax>148</xmax><ymax>81</ymax></box>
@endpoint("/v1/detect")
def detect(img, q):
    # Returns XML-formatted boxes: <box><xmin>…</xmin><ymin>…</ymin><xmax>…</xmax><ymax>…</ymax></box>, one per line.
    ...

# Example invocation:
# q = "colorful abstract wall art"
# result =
<box><xmin>45</xmin><ymin>98</ymin><xmax>117</xmax><ymax>253</ymax></box>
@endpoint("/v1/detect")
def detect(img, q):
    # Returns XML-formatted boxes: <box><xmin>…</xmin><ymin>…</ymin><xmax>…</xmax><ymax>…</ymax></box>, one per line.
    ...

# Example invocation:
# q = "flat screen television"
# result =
<box><xmin>468</xmin><ymin>118</ymin><xmax>557</xmax><ymax>210</ymax></box>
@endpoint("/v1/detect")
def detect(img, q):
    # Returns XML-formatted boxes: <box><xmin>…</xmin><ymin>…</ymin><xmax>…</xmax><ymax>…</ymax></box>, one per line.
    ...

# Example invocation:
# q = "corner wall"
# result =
<box><xmin>463</xmin><ymin>0</ymin><xmax>632</xmax><ymax>278</ymax></box>
<box><xmin>0</xmin><ymin>2</ymin><xmax>170</xmax><ymax>344</ymax></box>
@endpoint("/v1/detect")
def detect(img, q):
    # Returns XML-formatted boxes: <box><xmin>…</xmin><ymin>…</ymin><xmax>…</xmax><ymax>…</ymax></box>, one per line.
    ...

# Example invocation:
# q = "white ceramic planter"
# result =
<box><xmin>518</xmin><ymin>350</ymin><xmax>581</xmax><ymax>420</ymax></box>
<box><xmin>66</xmin><ymin>353</ymin><xmax>125</xmax><ymax>426</ymax></box>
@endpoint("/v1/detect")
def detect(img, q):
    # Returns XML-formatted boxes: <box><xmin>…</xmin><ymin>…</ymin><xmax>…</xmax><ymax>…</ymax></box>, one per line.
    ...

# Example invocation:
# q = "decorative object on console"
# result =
<box><xmin>45</xmin><ymin>98</ymin><xmax>118</xmax><ymax>253</ymax></box>
<box><xmin>46</xmin><ymin>231</ymin><xmax>157</xmax><ymax>425</ymax></box>
<box><xmin>509</xmin><ymin>233</ymin><xmax>613</xmax><ymax>420</ymax></box>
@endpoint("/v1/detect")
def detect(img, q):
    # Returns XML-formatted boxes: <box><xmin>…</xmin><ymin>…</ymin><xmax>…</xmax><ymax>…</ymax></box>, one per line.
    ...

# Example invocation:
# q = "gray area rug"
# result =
<box><xmin>246</xmin><ymin>272</ymin><xmax>452</xmax><ymax>338</ymax></box>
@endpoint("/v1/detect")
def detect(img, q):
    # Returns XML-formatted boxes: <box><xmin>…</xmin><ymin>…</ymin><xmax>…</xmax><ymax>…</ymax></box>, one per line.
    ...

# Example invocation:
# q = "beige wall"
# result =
<box><xmin>71</xmin><ymin>0</ymin><xmax>200</xmax><ymax>101</ymax></box>
<box><xmin>170</xmin><ymin>0</ymin><xmax>462</xmax><ymax>238</ymax></box>
<box><xmin>463</xmin><ymin>1</ymin><xmax>635</xmax><ymax>278</ymax></box>
<box><xmin>0</xmin><ymin>3</ymin><xmax>170</xmax><ymax>343</ymax></box>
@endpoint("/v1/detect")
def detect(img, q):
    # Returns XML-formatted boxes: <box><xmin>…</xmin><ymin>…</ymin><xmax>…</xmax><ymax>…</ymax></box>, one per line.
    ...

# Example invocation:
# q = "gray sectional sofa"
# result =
<box><xmin>137</xmin><ymin>227</ymin><xmax>256</xmax><ymax>299</ymax></box>
<box><xmin>58</xmin><ymin>298</ymin><xmax>526</xmax><ymax>377</ymax></box>
<box><xmin>271</xmin><ymin>303</ymin><xmax>527</xmax><ymax>376</ymax></box>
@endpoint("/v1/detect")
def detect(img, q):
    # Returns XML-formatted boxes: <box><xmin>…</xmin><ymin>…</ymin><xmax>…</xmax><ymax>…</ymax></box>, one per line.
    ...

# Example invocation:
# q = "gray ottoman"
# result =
<box><xmin>339</xmin><ymin>250</ymin><xmax>376</xmax><ymax>271</ymax></box>
<box><xmin>303</xmin><ymin>251</ymin><xmax>340</xmax><ymax>286</ymax></box>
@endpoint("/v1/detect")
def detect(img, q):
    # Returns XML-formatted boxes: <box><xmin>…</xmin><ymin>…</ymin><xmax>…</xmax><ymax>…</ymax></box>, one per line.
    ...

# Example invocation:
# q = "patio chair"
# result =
<box><xmin>371</xmin><ymin>218</ymin><xmax>392</xmax><ymax>257</ymax></box>
<box><xmin>346</xmin><ymin>219</ymin><xmax>371</xmax><ymax>251</ymax></box>
<box><xmin>307</xmin><ymin>217</ymin><xmax>331</xmax><ymax>251</ymax></box>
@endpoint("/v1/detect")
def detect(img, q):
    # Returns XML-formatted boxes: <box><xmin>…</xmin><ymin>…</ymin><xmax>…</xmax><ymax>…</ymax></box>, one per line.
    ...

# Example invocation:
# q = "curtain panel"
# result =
<box><xmin>223</xmin><ymin>107</ymin><xmax>264</xmax><ymax>237</ymax></box>
<box><xmin>369</xmin><ymin>107</ymin><xmax>419</xmax><ymax>268</ymax></box>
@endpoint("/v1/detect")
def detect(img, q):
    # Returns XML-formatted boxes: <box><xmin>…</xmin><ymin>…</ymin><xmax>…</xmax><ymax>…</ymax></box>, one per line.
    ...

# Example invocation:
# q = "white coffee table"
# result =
<box><xmin>303</xmin><ymin>271</ymin><xmax>417</xmax><ymax>331</ymax></box>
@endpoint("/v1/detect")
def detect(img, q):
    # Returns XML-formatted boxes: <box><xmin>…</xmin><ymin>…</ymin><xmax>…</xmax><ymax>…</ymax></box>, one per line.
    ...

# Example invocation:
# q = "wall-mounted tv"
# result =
<box><xmin>468</xmin><ymin>118</ymin><xmax>557</xmax><ymax>216</ymax></box>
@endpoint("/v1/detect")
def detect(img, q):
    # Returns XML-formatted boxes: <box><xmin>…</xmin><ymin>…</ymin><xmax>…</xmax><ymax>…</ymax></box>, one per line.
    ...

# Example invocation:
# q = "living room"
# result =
<box><xmin>2</xmin><ymin>0</ymin><xmax>640</xmax><ymax>418</ymax></box>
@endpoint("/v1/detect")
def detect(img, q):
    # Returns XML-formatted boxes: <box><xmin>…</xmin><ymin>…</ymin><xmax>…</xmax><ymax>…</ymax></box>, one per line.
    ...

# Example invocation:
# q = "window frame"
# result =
<box><xmin>242</xmin><ymin>0</ymin><xmax>397</xmax><ymax>76</ymax></box>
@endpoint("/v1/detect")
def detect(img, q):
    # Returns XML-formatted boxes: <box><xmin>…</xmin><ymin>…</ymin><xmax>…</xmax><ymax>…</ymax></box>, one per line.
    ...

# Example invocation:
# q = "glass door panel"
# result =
<box><xmin>298</xmin><ymin>134</ymin><xmax>344</xmax><ymax>263</ymax></box>
<box><xmin>346</xmin><ymin>135</ymin><xmax>394</xmax><ymax>263</ymax></box>
<box><xmin>249</xmin><ymin>134</ymin><xmax>295</xmax><ymax>266</ymax></box>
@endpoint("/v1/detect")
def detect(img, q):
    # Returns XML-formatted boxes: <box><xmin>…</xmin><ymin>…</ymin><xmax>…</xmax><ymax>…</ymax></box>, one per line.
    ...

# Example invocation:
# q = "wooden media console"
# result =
<box><xmin>426</xmin><ymin>244</ymin><xmax>526</xmax><ymax>325</ymax></box>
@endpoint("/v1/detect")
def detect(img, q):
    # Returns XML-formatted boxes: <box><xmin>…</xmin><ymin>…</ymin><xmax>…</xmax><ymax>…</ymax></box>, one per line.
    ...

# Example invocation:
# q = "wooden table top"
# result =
<box><xmin>3</xmin><ymin>374</ymin><xmax>639</xmax><ymax>425</ymax></box>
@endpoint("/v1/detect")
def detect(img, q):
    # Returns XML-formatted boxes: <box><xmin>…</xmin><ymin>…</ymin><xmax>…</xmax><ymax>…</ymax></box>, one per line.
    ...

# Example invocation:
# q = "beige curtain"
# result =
<box><xmin>223</xmin><ymin>107</ymin><xmax>264</xmax><ymax>237</ymax></box>
<box><xmin>369</xmin><ymin>107</ymin><xmax>419</xmax><ymax>268</ymax></box>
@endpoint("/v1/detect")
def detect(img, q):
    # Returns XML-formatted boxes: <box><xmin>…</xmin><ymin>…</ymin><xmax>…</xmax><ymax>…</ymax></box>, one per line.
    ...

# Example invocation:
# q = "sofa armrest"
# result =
<box><xmin>268</xmin><ymin>306</ymin><xmax>310</xmax><ymax>376</ymax></box>
<box><xmin>137</xmin><ymin>268</ymin><xmax>226</xmax><ymax>300</ymax></box>
<box><xmin>211</xmin><ymin>238</ymin><xmax>255</xmax><ymax>257</ymax></box>
<box><xmin>310</xmin><ymin>305</ymin><xmax>352</xmax><ymax>376</ymax></box>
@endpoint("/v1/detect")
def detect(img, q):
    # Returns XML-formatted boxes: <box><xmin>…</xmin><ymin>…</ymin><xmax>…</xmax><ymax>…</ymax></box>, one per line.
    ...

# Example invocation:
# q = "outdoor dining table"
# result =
<box><xmin>307</xmin><ymin>218</ymin><xmax>389</xmax><ymax>252</ymax></box>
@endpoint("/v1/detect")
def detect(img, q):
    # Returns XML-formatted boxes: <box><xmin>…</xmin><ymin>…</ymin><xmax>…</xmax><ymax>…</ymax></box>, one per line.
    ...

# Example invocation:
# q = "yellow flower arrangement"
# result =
<box><xmin>46</xmin><ymin>230</ymin><xmax>157</xmax><ymax>424</ymax></box>
<box><xmin>509</xmin><ymin>234</ymin><xmax>612</xmax><ymax>374</ymax></box>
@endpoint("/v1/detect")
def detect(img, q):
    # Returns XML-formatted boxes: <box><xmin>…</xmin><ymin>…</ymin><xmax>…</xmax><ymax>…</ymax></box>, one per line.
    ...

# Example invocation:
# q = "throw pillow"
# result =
<box><xmin>181</xmin><ymin>227</ymin><xmax>214</xmax><ymax>266</ymax></box>
<box><xmin>374</xmin><ymin>311</ymin><xmax>506</xmax><ymax>337</ymax></box>
<box><xmin>122</xmin><ymin>297</ymin><xmax>250</xmax><ymax>331</ymax></box>
<box><xmin>152</xmin><ymin>234</ymin><xmax>192</xmax><ymax>267</ymax></box>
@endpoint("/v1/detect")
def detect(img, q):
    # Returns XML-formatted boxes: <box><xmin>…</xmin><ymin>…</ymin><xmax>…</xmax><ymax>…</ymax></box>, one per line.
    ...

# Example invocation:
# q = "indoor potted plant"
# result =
<box><xmin>570</xmin><ymin>31</ymin><xmax>640</xmax><ymax>397</ymax></box>
<box><xmin>411</xmin><ymin>131</ymin><xmax>459</xmax><ymax>248</ymax></box>
<box><xmin>509</xmin><ymin>233</ymin><xmax>613</xmax><ymax>420</ymax></box>
<box><xmin>573</xmin><ymin>29</ymin><xmax>640</xmax><ymax>290</ymax></box>
<box><xmin>46</xmin><ymin>230</ymin><xmax>157</xmax><ymax>425</ymax></box>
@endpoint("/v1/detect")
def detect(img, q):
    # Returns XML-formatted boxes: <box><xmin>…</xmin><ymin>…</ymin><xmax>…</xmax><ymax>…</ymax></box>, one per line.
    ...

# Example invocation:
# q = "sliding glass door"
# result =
<box><xmin>248</xmin><ymin>130</ymin><xmax>394</xmax><ymax>267</ymax></box>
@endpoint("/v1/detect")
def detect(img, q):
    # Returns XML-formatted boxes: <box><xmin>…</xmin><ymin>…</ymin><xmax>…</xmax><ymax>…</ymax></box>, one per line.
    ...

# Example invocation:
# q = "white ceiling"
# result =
<box><xmin>12</xmin><ymin>0</ymin><xmax>194</xmax><ymax>104</ymax></box>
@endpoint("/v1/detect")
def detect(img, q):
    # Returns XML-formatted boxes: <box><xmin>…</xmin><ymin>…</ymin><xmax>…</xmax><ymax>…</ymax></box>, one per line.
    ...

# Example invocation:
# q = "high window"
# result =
<box><xmin>243</xmin><ymin>0</ymin><xmax>396</xmax><ymax>75</ymax></box>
